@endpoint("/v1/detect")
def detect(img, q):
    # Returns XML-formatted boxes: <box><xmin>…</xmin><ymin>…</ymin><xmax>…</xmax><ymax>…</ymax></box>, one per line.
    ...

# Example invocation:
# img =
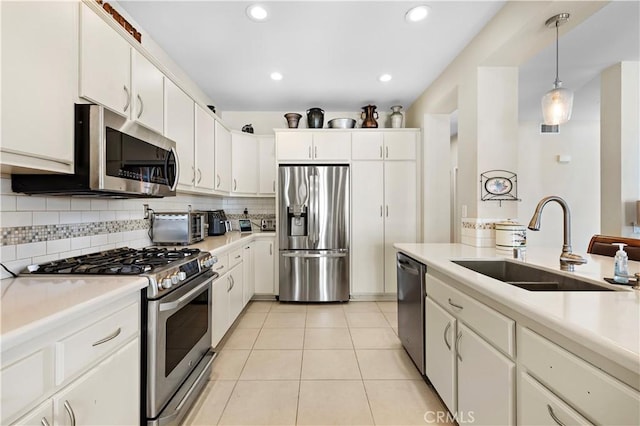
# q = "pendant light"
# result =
<box><xmin>541</xmin><ymin>13</ymin><xmax>573</xmax><ymax>125</ymax></box>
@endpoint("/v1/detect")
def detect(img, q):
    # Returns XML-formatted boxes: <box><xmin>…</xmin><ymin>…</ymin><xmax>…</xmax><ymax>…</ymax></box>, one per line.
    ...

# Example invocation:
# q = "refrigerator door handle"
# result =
<box><xmin>282</xmin><ymin>250</ymin><xmax>348</xmax><ymax>259</ymax></box>
<box><xmin>309</xmin><ymin>172</ymin><xmax>318</xmax><ymax>246</ymax></box>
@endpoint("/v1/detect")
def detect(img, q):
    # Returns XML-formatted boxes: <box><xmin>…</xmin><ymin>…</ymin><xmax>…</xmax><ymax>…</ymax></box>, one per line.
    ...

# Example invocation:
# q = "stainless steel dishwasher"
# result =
<box><xmin>397</xmin><ymin>252</ymin><xmax>426</xmax><ymax>375</ymax></box>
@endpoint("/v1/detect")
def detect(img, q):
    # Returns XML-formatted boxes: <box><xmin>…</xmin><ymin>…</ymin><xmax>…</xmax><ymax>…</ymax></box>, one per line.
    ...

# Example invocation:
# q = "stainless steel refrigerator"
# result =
<box><xmin>278</xmin><ymin>165</ymin><xmax>349</xmax><ymax>302</ymax></box>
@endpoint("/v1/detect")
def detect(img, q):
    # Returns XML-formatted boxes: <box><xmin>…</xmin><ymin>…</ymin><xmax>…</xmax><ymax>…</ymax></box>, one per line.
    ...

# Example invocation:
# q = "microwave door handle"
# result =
<box><xmin>158</xmin><ymin>276</ymin><xmax>212</xmax><ymax>312</ymax></box>
<box><xmin>168</xmin><ymin>147</ymin><xmax>179</xmax><ymax>191</ymax></box>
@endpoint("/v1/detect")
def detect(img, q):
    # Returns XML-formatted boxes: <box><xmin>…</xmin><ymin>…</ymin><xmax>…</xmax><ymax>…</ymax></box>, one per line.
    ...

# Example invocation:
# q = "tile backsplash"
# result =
<box><xmin>0</xmin><ymin>177</ymin><xmax>275</xmax><ymax>279</ymax></box>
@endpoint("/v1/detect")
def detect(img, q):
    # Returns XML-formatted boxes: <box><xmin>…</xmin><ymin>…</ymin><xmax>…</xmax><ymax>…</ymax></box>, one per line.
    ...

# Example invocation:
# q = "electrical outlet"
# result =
<box><xmin>244</xmin><ymin>208</ymin><xmax>249</xmax><ymax>215</ymax></box>
<box><xmin>143</xmin><ymin>204</ymin><xmax>150</xmax><ymax>219</ymax></box>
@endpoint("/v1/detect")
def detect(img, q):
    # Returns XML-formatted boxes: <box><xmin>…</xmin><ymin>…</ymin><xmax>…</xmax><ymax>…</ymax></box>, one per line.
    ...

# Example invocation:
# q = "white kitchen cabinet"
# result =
<box><xmin>351</xmin><ymin>160</ymin><xmax>417</xmax><ymax>294</ymax></box>
<box><xmin>11</xmin><ymin>400</ymin><xmax>53</xmax><ymax>426</ymax></box>
<box><xmin>194</xmin><ymin>105</ymin><xmax>216</xmax><ymax>191</ymax></box>
<box><xmin>214</xmin><ymin>121</ymin><xmax>232</xmax><ymax>193</ymax></box>
<box><xmin>254</xmin><ymin>238</ymin><xmax>275</xmax><ymax>295</ymax></box>
<box><xmin>132</xmin><ymin>50</ymin><xmax>164</xmax><ymax>133</ymax></box>
<box><xmin>351</xmin><ymin>161</ymin><xmax>385</xmax><ymax>294</ymax></box>
<box><xmin>79</xmin><ymin>3</ymin><xmax>131</xmax><ymax>117</ymax></box>
<box><xmin>456</xmin><ymin>322</ymin><xmax>515</xmax><ymax>426</ymax></box>
<box><xmin>243</xmin><ymin>244</ymin><xmax>255</xmax><ymax>306</ymax></box>
<box><xmin>425</xmin><ymin>297</ymin><xmax>457</xmax><ymax>414</ymax></box>
<box><xmin>519</xmin><ymin>372</ymin><xmax>592</xmax><ymax>426</ymax></box>
<box><xmin>351</xmin><ymin>131</ymin><xmax>417</xmax><ymax>160</ymax></box>
<box><xmin>211</xmin><ymin>272</ymin><xmax>230</xmax><ymax>348</ymax></box>
<box><xmin>1</xmin><ymin>0</ymin><xmax>76</xmax><ymax>174</ymax></box>
<box><xmin>258</xmin><ymin>136</ymin><xmax>276</xmax><ymax>195</ymax></box>
<box><xmin>53</xmin><ymin>339</ymin><xmax>139</xmax><ymax>426</ymax></box>
<box><xmin>228</xmin><ymin>263</ymin><xmax>244</xmax><ymax>322</ymax></box>
<box><xmin>231</xmin><ymin>132</ymin><xmax>258</xmax><ymax>194</ymax></box>
<box><xmin>276</xmin><ymin>131</ymin><xmax>350</xmax><ymax>161</ymax></box>
<box><xmin>165</xmin><ymin>79</ymin><xmax>195</xmax><ymax>188</ymax></box>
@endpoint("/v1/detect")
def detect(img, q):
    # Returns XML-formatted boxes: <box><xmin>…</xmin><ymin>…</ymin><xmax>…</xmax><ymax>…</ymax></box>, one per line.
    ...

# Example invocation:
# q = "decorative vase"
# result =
<box><xmin>307</xmin><ymin>108</ymin><xmax>324</xmax><ymax>128</ymax></box>
<box><xmin>390</xmin><ymin>105</ymin><xmax>404</xmax><ymax>128</ymax></box>
<box><xmin>284</xmin><ymin>113</ymin><xmax>302</xmax><ymax>128</ymax></box>
<box><xmin>361</xmin><ymin>105</ymin><xmax>379</xmax><ymax>128</ymax></box>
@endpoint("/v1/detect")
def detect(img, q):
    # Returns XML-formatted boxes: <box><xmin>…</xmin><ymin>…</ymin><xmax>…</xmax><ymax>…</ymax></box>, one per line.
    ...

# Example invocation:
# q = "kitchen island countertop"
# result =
<box><xmin>394</xmin><ymin>243</ymin><xmax>640</xmax><ymax>387</ymax></box>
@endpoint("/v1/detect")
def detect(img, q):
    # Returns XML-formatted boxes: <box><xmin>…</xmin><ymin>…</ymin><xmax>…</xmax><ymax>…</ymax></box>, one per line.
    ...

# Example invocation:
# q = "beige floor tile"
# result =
<box><xmin>221</xmin><ymin>328</ymin><xmax>260</xmax><ymax>350</ymax></box>
<box><xmin>306</xmin><ymin>303</ymin><xmax>346</xmax><ymax>312</ymax></box>
<box><xmin>218</xmin><ymin>380</ymin><xmax>299</xmax><ymax>425</ymax></box>
<box><xmin>342</xmin><ymin>301</ymin><xmax>381</xmax><ymax>313</ymax></box>
<box><xmin>392</xmin><ymin>326</ymin><xmax>398</xmax><ymax>336</ymax></box>
<box><xmin>301</xmin><ymin>349</ymin><xmax>361</xmax><ymax>380</ymax></box>
<box><xmin>254</xmin><ymin>328</ymin><xmax>305</xmax><ymax>349</ymax></box>
<box><xmin>376</xmin><ymin>301</ymin><xmax>398</xmax><ymax>313</ymax></box>
<box><xmin>210</xmin><ymin>349</ymin><xmax>250</xmax><ymax>380</ymax></box>
<box><xmin>382</xmin><ymin>311</ymin><xmax>398</xmax><ymax>328</ymax></box>
<box><xmin>263</xmin><ymin>312</ymin><xmax>306</xmax><ymax>328</ymax></box>
<box><xmin>364</xmin><ymin>380</ymin><xmax>454</xmax><ymax>425</ymax></box>
<box><xmin>245</xmin><ymin>301</ymin><xmax>274</xmax><ymax>313</ymax></box>
<box><xmin>350</xmin><ymin>328</ymin><xmax>402</xmax><ymax>349</ymax></box>
<box><xmin>236</xmin><ymin>312</ymin><xmax>268</xmax><ymax>328</ymax></box>
<box><xmin>184</xmin><ymin>380</ymin><xmax>236</xmax><ymax>426</ymax></box>
<box><xmin>305</xmin><ymin>310</ymin><xmax>347</xmax><ymax>328</ymax></box>
<box><xmin>304</xmin><ymin>328</ymin><xmax>353</xmax><ymax>349</ymax></box>
<box><xmin>239</xmin><ymin>350</ymin><xmax>302</xmax><ymax>380</ymax></box>
<box><xmin>356</xmin><ymin>349</ymin><xmax>422</xmax><ymax>379</ymax></box>
<box><xmin>346</xmin><ymin>312</ymin><xmax>389</xmax><ymax>328</ymax></box>
<box><xmin>270</xmin><ymin>302</ymin><xmax>308</xmax><ymax>313</ymax></box>
<box><xmin>297</xmin><ymin>380</ymin><xmax>374</xmax><ymax>425</ymax></box>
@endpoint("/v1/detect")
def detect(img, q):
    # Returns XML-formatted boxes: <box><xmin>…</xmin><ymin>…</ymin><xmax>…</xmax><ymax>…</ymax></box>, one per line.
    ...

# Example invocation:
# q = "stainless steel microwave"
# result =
<box><xmin>11</xmin><ymin>104</ymin><xmax>178</xmax><ymax>198</ymax></box>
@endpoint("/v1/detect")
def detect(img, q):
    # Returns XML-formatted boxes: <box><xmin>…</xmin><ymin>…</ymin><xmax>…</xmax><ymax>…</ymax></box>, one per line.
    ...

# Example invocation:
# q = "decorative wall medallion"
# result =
<box><xmin>480</xmin><ymin>170</ymin><xmax>520</xmax><ymax>205</ymax></box>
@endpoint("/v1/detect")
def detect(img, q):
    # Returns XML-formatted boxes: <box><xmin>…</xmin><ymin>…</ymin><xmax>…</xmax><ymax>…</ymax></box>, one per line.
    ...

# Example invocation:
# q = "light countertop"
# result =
<box><xmin>187</xmin><ymin>231</ymin><xmax>275</xmax><ymax>255</ymax></box>
<box><xmin>394</xmin><ymin>243</ymin><xmax>640</xmax><ymax>382</ymax></box>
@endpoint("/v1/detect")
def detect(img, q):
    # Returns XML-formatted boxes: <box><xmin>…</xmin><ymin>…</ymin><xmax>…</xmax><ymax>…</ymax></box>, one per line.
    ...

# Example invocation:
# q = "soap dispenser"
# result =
<box><xmin>613</xmin><ymin>243</ymin><xmax>629</xmax><ymax>284</ymax></box>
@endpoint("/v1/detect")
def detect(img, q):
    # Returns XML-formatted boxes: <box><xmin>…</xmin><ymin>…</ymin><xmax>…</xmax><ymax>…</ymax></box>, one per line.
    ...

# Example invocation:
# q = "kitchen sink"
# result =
<box><xmin>451</xmin><ymin>260</ymin><xmax>615</xmax><ymax>291</ymax></box>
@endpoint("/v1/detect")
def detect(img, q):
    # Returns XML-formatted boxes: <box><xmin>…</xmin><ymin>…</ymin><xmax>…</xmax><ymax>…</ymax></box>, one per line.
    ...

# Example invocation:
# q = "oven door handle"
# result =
<box><xmin>158</xmin><ymin>277</ymin><xmax>212</xmax><ymax>312</ymax></box>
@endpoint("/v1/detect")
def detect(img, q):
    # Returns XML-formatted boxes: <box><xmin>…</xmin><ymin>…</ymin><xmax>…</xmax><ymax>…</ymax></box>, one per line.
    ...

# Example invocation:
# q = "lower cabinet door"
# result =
<box><xmin>212</xmin><ymin>273</ymin><xmax>230</xmax><ymax>347</ymax></box>
<box><xmin>457</xmin><ymin>323</ymin><xmax>515</xmax><ymax>426</ymax></box>
<box><xmin>425</xmin><ymin>297</ymin><xmax>457</xmax><ymax>414</ymax></box>
<box><xmin>242</xmin><ymin>244</ymin><xmax>254</xmax><ymax>306</ymax></box>
<box><xmin>228</xmin><ymin>264</ymin><xmax>244</xmax><ymax>323</ymax></box>
<box><xmin>519</xmin><ymin>372</ymin><xmax>593</xmax><ymax>425</ymax></box>
<box><xmin>253</xmin><ymin>239</ymin><xmax>275</xmax><ymax>295</ymax></box>
<box><xmin>53</xmin><ymin>339</ymin><xmax>139</xmax><ymax>425</ymax></box>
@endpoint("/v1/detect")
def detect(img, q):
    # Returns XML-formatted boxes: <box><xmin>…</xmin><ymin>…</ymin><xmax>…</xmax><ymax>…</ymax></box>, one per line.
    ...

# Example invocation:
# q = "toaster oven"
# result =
<box><xmin>151</xmin><ymin>211</ymin><xmax>206</xmax><ymax>245</ymax></box>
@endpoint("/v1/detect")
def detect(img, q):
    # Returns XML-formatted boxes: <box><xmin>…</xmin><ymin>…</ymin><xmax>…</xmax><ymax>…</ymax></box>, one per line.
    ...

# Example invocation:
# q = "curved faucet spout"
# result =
<box><xmin>527</xmin><ymin>195</ymin><xmax>585</xmax><ymax>271</ymax></box>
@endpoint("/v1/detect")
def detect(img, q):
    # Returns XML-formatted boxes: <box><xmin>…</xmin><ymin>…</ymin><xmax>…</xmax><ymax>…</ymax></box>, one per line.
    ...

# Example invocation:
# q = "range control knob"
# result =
<box><xmin>178</xmin><ymin>272</ymin><xmax>187</xmax><ymax>281</ymax></box>
<box><xmin>171</xmin><ymin>274</ymin><xmax>179</xmax><ymax>285</ymax></box>
<box><xmin>162</xmin><ymin>278</ymin><xmax>173</xmax><ymax>289</ymax></box>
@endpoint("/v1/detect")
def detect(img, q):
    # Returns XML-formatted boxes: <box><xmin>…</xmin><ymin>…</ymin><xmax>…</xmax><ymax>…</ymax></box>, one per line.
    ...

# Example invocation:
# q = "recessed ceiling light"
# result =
<box><xmin>379</xmin><ymin>74</ymin><xmax>392</xmax><ymax>82</ymax></box>
<box><xmin>270</xmin><ymin>72</ymin><xmax>283</xmax><ymax>81</ymax></box>
<box><xmin>405</xmin><ymin>5</ymin><xmax>430</xmax><ymax>23</ymax></box>
<box><xmin>246</xmin><ymin>4</ymin><xmax>268</xmax><ymax>22</ymax></box>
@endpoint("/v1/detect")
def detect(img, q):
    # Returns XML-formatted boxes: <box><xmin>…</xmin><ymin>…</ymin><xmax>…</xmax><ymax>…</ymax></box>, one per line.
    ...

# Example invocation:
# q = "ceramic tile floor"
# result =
<box><xmin>183</xmin><ymin>301</ymin><xmax>452</xmax><ymax>426</ymax></box>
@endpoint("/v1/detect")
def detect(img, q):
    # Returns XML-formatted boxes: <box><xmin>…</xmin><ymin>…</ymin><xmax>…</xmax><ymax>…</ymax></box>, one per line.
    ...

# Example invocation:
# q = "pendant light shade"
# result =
<box><xmin>542</xmin><ymin>13</ymin><xmax>573</xmax><ymax>125</ymax></box>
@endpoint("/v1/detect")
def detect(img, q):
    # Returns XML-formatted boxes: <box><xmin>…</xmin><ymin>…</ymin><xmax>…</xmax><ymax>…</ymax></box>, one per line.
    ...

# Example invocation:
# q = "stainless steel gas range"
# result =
<box><xmin>26</xmin><ymin>247</ymin><xmax>218</xmax><ymax>426</ymax></box>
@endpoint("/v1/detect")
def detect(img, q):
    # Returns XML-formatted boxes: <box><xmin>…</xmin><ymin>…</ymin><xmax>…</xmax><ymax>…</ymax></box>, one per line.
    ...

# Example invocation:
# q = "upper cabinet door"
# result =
<box><xmin>276</xmin><ymin>132</ymin><xmax>313</xmax><ymax>161</ymax></box>
<box><xmin>231</xmin><ymin>132</ymin><xmax>258</xmax><ymax>194</ymax></box>
<box><xmin>258</xmin><ymin>136</ymin><xmax>276</xmax><ymax>195</ymax></box>
<box><xmin>79</xmin><ymin>3</ymin><xmax>131</xmax><ymax>117</ymax></box>
<box><xmin>352</xmin><ymin>132</ymin><xmax>384</xmax><ymax>160</ymax></box>
<box><xmin>132</xmin><ymin>51</ymin><xmax>164</xmax><ymax>134</ymax></box>
<box><xmin>384</xmin><ymin>132</ymin><xmax>417</xmax><ymax>160</ymax></box>
<box><xmin>214</xmin><ymin>121</ymin><xmax>232</xmax><ymax>193</ymax></box>
<box><xmin>164</xmin><ymin>79</ymin><xmax>195</xmax><ymax>187</ymax></box>
<box><xmin>194</xmin><ymin>105</ymin><xmax>216</xmax><ymax>191</ymax></box>
<box><xmin>312</xmin><ymin>132</ymin><xmax>351</xmax><ymax>160</ymax></box>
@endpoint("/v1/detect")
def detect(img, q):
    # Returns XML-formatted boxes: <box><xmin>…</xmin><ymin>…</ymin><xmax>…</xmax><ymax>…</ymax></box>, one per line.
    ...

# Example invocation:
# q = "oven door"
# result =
<box><xmin>146</xmin><ymin>270</ymin><xmax>214</xmax><ymax>418</ymax></box>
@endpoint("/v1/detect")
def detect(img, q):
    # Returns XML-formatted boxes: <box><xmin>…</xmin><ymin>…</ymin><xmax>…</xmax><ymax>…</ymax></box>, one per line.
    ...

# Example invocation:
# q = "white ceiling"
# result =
<box><xmin>118</xmin><ymin>1</ymin><xmax>505</xmax><ymax>112</ymax></box>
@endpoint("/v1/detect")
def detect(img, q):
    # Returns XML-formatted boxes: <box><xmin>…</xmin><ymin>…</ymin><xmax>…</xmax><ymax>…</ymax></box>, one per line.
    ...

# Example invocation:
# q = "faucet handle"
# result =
<box><xmin>560</xmin><ymin>252</ymin><xmax>588</xmax><ymax>264</ymax></box>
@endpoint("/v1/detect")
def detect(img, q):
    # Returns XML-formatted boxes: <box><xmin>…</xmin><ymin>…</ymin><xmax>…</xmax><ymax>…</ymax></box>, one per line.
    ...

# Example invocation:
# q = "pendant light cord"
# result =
<box><xmin>555</xmin><ymin>21</ymin><xmax>560</xmax><ymax>86</ymax></box>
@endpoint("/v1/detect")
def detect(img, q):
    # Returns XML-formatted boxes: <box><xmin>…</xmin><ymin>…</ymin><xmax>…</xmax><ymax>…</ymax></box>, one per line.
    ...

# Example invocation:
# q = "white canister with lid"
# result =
<box><xmin>495</xmin><ymin>220</ymin><xmax>526</xmax><ymax>251</ymax></box>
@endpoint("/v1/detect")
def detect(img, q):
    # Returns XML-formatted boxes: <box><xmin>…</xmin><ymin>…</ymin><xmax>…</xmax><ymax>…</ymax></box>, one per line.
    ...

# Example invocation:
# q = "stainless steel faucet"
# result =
<box><xmin>528</xmin><ymin>196</ymin><xmax>587</xmax><ymax>271</ymax></box>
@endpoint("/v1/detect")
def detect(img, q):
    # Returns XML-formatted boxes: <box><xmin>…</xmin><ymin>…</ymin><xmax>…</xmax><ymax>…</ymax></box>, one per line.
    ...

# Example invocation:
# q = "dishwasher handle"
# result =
<box><xmin>397</xmin><ymin>259</ymin><xmax>421</xmax><ymax>275</ymax></box>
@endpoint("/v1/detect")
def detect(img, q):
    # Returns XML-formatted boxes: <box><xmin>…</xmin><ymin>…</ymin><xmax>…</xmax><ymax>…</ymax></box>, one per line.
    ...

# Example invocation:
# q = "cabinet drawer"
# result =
<box><xmin>519</xmin><ymin>372</ymin><xmax>592</xmax><ymax>426</ymax></box>
<box><xmin>229</xmin><ymin>248</ymin><xmax>243</xmax><ymax>268</ymax></box>
<box><xmin>1</xmin><ymin>348</ymin><xmax>54</xmax><ymax>424</ymax></box>
<box><xmin>213</xmin><ymin>253</ymin><xmax>229</xmax><ymax>275</ymax></box>
<box><xmin>426</xmin><ymin>273</ymin><xmax>514</xmax><ymax>357</ymax></box>
<box><xmin>519</xmin><ymin>326</ymin><xmax>640</xmax><ymax>425</ymax></box>
<box><xmin>56</xmin><ymin>302</ymin><xmax>138</xmax><ymax>384</ymax></box>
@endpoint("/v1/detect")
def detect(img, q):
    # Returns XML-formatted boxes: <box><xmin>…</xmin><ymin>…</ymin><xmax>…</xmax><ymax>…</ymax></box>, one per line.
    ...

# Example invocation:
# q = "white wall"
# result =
<box><xmin>517</xmin><ymin>121</ymin><xmax>601</xmax><ymax>253</ymax></box>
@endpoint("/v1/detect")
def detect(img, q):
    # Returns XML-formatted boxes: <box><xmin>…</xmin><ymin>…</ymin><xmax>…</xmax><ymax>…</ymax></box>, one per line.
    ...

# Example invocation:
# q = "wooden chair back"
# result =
<box><xmin>587</xmin><ymin>235</ymin><xmax>640</xmax><ymax>261</ymax></box>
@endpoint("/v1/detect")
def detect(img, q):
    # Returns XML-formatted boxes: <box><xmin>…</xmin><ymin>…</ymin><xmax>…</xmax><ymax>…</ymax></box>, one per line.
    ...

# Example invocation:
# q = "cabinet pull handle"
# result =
<box><xmin>385</xmin><ymin>205</ymin><xmax>389</xmax><ymax>217</ymax></box>
<box><xmin>308</xmin><ymin>146</ymin><xmax>312</xmax><ymax>159</ymax></box>
<box><xmin>41</xmin><ymin>418</ymin><xmax>50</xmax><ymax>426</ymax></box>
<box><xmin>227</xmin><ymin>276</ymin><xmax>231</xmax><ymax>292</ymax></box>
<box><xmin>64</xmin><ymin>400</ymin><xmax>76</xmax><ymax>426</ymax></box>
<box><xmin>314</xmin><ymin>146</ymin><xmax>318</xmax><ymax>158</ymax></box>
<box><xmin>269</xmin><ymin>243</ymin><xmax>272</xmax><ymax>255</ymax></box>
<box><xmin>379</xmin><ymin>146</ymin><xmax>383</xmax><ymax>158</ymax></box>
<box><xmin>448</xmin><ymin>298</ymin><xmax>464</xmax><ymax>310</ymax></box>
<box><xmin>92</xmin><ymin>327</ymin><xmax>122</xmax><ymax>346</ymax></box>
<box><xmin>216</xmin><ymin>174</ymin><xmax>221</xmax><ymax>188</ymax></box>
<box><xmin>455</xmin><ymin>331</ymin><xmax>463</xmax><ymax>362</ymax></box>
<box><xmin>547</xmin><ymin>405</ymin><xmax>566</xmax><ymax>426</ymax></box>
<box><xmin>233</xmin><ymin>179</ymin><xmax>237</xmax><ymax>191</ymax></box>
<box><xmin>235</xmin><ymin>254</ymin><xmax>241</xmax><ymax>259</ymax></box>
<box><xmin>197</xmin><ymin>169</ymin><xmax>202</xmax><ymax>184</ymax></box>
<box><xmin>123</xmin><ymin>86</ymin><xmax>130</xmax><ymax>112</ymax></box>
<box><xmin>191</xmin><ymin>166</ymin><xmax>195</xmax><ymax>183</ymax></box>
<box><xmin>215</xmin><ymin>265</ymin><xmax>225</xmax><ymax>271</ymax></box>
<box><xmin>385</xmin><ymin>146</ymin><xmax>389</xmax><ymax>158</ymax></box>
<box><xmin>137</xmin><ymin>94</ymin><xmax>144</xmax><ymax>119</ymax></box>
<box><xmin>380</xmin><ymin>205</ymin><xmax>383</xmax><ymax>217</ymax></box>
<box><xmin>443</xmin><ymin>322</ymin><xmax>452</xmax><ymax>351</ymax></box>
<box><xmin>230</xmin><ymin>275</ymin><xmax>235</xmax><ymax>290</ymax></box>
